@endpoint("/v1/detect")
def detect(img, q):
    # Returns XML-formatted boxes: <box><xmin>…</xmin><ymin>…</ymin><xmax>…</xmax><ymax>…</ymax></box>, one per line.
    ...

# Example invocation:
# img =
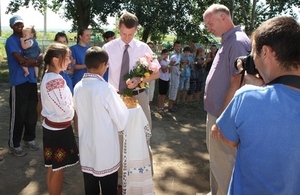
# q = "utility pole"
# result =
<box><xmin>43</xmin><ymin>1</ymin><xmax>47</xmax><ymax>39</ymax></box>
<box><xmin>230</xmin><ymin>0</ymin><xmax>235</xmax><ymax>19</ymax></box>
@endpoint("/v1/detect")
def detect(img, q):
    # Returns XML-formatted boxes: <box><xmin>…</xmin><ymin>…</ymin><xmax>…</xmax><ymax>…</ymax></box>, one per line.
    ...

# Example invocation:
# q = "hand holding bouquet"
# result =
<box><xmin>122</xmin><ymin>53</ymin><xmax>160</xmax><ymax>97</ymax></box>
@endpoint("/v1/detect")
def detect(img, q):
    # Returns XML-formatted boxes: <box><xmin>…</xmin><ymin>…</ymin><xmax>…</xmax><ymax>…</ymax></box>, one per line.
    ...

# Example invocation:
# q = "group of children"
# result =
<box><xmin>40</xmin><ymin>41</ymin><xmax>127</xmax><ymax>195</ymax></box>
<box><xmin>27</xmin><ymin>27</ymin><xmax>127</xmax><ymax>195</ymax></box>
<box><xmin>14</xmin><ymin>25</ymin><xmax>123</xmax><ymax>194</ymax></box>
<box><xmin>157</xmin><ymin>41</ymin><xmax>208</xmax><ymax>113</ymax></box>
<box><xmin>22</xmin><ymin>28</ymin><xmax>211</xmax><ymax>193</ymax></box>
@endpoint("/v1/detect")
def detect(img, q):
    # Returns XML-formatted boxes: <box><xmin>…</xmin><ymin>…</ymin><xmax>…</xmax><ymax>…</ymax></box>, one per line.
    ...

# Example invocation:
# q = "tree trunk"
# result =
<box><xmin>141</xmin><ymin>27</ymin><xmax>151</xmax><ymax>43</ymax></box>
<box><xmin>74</xmin><ymin>0</ymin><xmax>91</xmax><ymax>29</ymax></box>
<box><xmin>249</xmin><ymin>0</ymin><xmax>256</xmax><ymax>35</ymax></box>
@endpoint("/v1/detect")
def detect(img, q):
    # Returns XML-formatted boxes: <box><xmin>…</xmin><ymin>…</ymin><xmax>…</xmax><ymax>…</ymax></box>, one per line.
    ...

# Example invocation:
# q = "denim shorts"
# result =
<box><xmin>179</xmin><ymin>76</ymin><xmax>190</xmax><ymax>90</ymax></box>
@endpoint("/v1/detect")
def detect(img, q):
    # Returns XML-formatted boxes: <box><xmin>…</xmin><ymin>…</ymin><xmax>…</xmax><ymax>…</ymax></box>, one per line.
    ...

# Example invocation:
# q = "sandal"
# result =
<box><xmin>158</xmin><ymin>108</ymin><xmax>164</xmax><ymax>114</ymax></box>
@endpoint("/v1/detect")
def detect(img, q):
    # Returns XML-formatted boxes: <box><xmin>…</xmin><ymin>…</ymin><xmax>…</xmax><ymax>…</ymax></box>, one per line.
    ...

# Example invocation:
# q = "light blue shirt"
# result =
<box><xmin>218</xmin><ymin>84</ymin><xmax>300</xmax><ymax>195</ymax></box>
<box><xmin>180</xmin><ymin>55</ymin><xmax>194</xmax><ymax>77</ymax></box>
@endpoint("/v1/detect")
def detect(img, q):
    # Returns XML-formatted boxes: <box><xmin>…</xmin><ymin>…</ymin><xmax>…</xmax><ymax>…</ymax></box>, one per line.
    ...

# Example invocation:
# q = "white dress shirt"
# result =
<box><xmin>102</xmin><ymin>38</ymin><xmax>159</xmax><ymax>90</ymax></box>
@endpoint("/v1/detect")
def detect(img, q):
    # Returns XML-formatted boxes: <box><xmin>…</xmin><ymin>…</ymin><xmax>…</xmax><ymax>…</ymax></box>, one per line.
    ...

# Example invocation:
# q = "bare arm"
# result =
<box><xmin>74</xmin><ymin>64</ymin><xmax>87</xmax><ymax>70</ymax></box>
<box><xmin>211</xmin><ymin>124</ymin><xmax>239</xmax><ymax>147</ymax></box>
<box><xmin>12</xmin><ymin>52</ymin><xmax>42</xmax><ymax>68</ymax></box>
<box><xmin>20</xmin><ymin>38</ymin><xmax>32</xmax><ymax>50</ymax></box>
<box><xmin>126</xmin><ymin>71</ymin><xmax>159</xmax><ymax>90</ymax></box>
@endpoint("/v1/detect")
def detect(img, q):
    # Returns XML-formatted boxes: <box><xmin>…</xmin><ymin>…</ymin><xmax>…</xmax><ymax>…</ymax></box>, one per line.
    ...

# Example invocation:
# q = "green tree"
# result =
<box><xmin>219</xmin><ymin>0</ymin><xmax>300</xmax><ymax>35</ymax></box>
<box><xmin>123</xmin><ymin>0</ymin><xmax>209</xmax><ymax>44</ymax></box>
<box><xmin>190</xmin><ymin>0</ymin><xmax>299</xmax><ymax>40</ymax></box>
<box><xmin>123</xmin><ymin>0</ymin><xmax>181</xmax><ymax>43</ymax></box>
<box><xmin>6</xmin><ymin>0</ymin><xmax>299</xmax><ymax>44</ymax></box>
<box><xmin>6</xmin><ymin>0</ymin><xmax>124</xmax><ymax>31</ymax></box>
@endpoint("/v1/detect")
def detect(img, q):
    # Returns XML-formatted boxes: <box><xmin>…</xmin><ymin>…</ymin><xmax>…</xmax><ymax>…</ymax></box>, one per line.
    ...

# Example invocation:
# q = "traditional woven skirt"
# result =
<box><xmin>43</xmin><ymin>125</ymin><xmax>79</xmax><ymax>171</ymax></box>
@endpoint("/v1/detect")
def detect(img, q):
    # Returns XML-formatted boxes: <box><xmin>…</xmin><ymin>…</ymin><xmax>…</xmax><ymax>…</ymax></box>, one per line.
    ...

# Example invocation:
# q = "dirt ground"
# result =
<box><xmin>0</xmin><ymin>82</ymin><xmax>210</xmax><ymax>195</ymax></box>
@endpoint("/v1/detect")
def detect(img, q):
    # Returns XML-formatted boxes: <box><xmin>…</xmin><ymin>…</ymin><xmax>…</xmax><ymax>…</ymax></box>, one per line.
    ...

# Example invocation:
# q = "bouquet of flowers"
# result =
<box><xmin>122</xmin><ymin>53</ymin><xmax>160</xmax><ymax>97</ymax></box>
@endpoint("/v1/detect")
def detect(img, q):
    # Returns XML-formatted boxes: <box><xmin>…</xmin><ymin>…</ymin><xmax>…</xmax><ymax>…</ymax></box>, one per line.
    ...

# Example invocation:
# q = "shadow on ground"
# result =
<box><xmin>0</xmin><ymin>82</ymin><xmax>210</xmax><ymax>195</ymax></box>
<box><xmin>151</xmin><ymin>101</ymin><xmax>209</xmax><ymax>195</ymax></box>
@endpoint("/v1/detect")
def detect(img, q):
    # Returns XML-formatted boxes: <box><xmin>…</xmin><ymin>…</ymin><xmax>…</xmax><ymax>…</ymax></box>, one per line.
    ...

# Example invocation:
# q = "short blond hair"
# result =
<box><xmin>22</xmin><ymin>25</ymin><xmax>37</xmax><ymax>39</ymax></box>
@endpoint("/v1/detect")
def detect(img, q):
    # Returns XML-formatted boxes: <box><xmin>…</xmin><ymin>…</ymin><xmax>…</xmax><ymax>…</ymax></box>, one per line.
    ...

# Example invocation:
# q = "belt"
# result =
<box><xmin>45</xmin><ymin>118</ymin><xmax>71</xmax><ymax>129</ymax></box>
<box><xmin>132</xmin><ymin>88</ymin><xmax>145</xmax><ymax>95</ymax></box>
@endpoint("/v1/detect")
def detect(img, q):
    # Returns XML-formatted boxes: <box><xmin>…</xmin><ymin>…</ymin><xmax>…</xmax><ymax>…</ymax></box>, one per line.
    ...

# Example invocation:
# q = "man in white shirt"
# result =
<box><xmin>102</xmin><ymin>12</ymin><xmax>160</xmax><ymax>131</ymax></box>
<box><xmin>102</xmin><ymin>12</ymin><xmax>160</xmax><ymax>187</ymax></box>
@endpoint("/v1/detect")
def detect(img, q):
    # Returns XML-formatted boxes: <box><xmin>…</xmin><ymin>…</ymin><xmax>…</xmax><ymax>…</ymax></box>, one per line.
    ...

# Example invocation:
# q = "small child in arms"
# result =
<box><xmin>20</xmin><ymin>25</ymin><xmax>40</xmax><ymax>77</ymax></box>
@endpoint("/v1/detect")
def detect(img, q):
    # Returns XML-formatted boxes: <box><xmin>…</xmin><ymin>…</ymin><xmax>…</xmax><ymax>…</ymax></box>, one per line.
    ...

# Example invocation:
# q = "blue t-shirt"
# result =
<box><xmin>5</xmin><ymin>34</ymin><xmax>37</xmax><ymax>86</ymax></box>
<box><xmin>24</xmin><ymin>38</ymin><xmax>40</xmax><ymax>59</ymax></box>
<box><xmin>180</xmin><ymin>55</ymin><xmax>193</xmax><ymax>77</ymax></box>
<box><xmin>70</xmin><ymin>44</ymin><xmax>90</xmax><ymax>86</ymax></box>
<box><xmin>103</xmin><ymin>68</ymin><xmax>109</xmax><ymax>82</ymax></box>
<box><xmin>217</xmin><ymin>84</ymin><xmax>300</xmax><ymax>195</ymax></box>
<box><xmin>60</xmin><ymin>71</ymin><xmax>74</xmax><ymax>94</ymax></box>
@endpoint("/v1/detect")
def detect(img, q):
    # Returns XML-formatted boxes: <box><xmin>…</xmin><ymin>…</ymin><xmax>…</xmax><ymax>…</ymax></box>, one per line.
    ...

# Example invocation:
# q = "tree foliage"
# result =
<box><xmin>219</xmin><ymin>0</ymin><xmax>300</xmax><ymax>35</ymax></box>
<box><xmin>6</xmin><ymin>0</ymin><xmax>300</xmax><ymax>45</ymax></box>
<box><xmin>122</xmin><ymin>0</ymin><xmax>188</xmax><ymax>43</ymax></box>
<box><xmin>6</xmin><ymin>0</ymin><xmax>123</xmax><ymax>31</ymax></box>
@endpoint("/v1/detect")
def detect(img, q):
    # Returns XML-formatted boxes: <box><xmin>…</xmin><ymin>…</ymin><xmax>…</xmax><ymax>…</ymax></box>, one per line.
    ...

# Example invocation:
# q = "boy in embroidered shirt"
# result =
<box><xmin>73</xmin><ymin>46</ymin><xmax>129</xmax><ymax>195</ymax></box>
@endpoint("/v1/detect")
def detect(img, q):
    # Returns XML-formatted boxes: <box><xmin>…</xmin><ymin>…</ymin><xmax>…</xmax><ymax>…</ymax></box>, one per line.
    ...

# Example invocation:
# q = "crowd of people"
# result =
<box><xmin>5</xmin><ymin>12</ymin><xmax>159</xmax><ymax>195</ymax></box>
<box><xmin>4</xmin><ymin>3</ymin><xmax>300</xmax><ymax>195</ymax></box>
<box><xmin>155</xmin><ymin>41</ymin><xmax>216</xmax><ymax>114</ymax></box>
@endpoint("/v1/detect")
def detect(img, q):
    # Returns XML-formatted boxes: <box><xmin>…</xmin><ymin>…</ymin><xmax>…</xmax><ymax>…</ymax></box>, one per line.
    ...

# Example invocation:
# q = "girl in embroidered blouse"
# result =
<box><xmin>40</xmin><ymin>42</ymin><xmax>79</xmax><ymax>195</ymax></box>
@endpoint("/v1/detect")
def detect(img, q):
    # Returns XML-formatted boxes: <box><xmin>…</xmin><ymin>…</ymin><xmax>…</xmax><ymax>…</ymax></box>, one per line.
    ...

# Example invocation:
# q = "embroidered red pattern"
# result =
<box><xmin>44</xmin><ymin>147</ymin><xmax>52</xmax><ymax>160</ymax></box>
<box><xmin>46</xmin><ymin>78</ymin><xmax>65</xmax><ymax>92</ymax></box>
<box><xmin>46</xmin><ymin>78</ymin><xmax>68</xmax><ymax>112</ymax></box>
<box><xmin>54</xmin><ymin>148</ymin><xmax>67</xmax><ymax>162</ymax></box>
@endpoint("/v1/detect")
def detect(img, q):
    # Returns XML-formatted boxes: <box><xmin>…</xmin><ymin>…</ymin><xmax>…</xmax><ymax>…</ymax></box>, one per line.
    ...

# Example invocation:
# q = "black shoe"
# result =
<box><xmin>168</xmin><ymin>108</ymin><xmax>176</xmax><ymax>113</ymax></box>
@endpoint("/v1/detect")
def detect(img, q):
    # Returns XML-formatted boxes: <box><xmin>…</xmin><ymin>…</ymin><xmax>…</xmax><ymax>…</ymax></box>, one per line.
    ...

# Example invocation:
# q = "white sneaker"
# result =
<box><xmin>24</xmin><ymin>140</ymin><xmax>39</xmax><ymax>151</ymax></box>
<box><xmin>9</xmin><ymin>147</ymin><xmax>27</xmax><ymax>157</ymax></box>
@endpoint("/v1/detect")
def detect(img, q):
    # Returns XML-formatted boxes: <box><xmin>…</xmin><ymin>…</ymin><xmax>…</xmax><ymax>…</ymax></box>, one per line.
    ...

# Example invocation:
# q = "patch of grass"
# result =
<box><xmin>0</xmin><ymin>61</ymin><xmax>9</xmax><ymax>83</ymax></box>
<box><xmin>0</xmin><ymin>43</ymin><xmax>6</xmax><ymax>62</ymax></box>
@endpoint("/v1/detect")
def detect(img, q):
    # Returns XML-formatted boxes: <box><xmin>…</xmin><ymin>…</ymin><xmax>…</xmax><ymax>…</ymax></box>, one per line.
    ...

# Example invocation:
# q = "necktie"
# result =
<box><xmin>119</xmin><ymin>44</ymin><xmax>130</xmax><ymax>93</ymax></box>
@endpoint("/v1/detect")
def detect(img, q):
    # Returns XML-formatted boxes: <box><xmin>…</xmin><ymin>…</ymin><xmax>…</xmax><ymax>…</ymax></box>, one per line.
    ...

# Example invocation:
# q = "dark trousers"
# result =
<box><xmin>83</xmin><ymin>171</ymin><xmax>118</xmax><ymax>195</ymax></box>
<box><xmin>9</xmin><ymin>82</ymin><xmax>38</xmax><ymax>148</ymax></box>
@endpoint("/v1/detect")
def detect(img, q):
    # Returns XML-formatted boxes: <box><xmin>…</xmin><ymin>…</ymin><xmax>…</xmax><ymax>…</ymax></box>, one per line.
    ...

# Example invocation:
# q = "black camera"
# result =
<box><xmin>234</xmin><ymin>55</ymin><xmax>258</xmax><ymax>75</ymax></box>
